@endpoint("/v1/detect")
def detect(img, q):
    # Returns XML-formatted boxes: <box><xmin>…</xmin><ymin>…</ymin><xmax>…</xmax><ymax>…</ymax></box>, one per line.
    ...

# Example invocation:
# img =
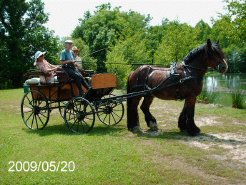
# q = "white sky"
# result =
<box><xmin>43</xmin><ymin>0</ymin><xmax>226</xmax><ymax>37</ymax></box>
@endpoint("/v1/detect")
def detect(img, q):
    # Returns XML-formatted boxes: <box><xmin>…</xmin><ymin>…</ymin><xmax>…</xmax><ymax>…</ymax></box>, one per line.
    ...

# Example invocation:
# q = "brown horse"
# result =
<box><xmin>127</xmin><ymin>39</ymin><xmax>228</xmax><ymax>136</ymax></box>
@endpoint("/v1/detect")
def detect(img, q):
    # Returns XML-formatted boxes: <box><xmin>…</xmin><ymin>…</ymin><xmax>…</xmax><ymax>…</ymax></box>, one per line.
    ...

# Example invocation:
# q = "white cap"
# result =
<box><xmin>34</xmin><ymin>51</ymin><xmax>46</xmax><ymax>66</ymax></box>
<box><xmin>64</xmin><ymin>40</ymin><xmax>73</xmax><ymax>44</ymax></box>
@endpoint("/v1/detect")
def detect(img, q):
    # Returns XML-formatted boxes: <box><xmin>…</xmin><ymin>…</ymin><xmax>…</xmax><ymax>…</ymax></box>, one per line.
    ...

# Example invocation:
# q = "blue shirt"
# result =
<box><xmin>60</xmin><ymin>49</ymin><xmax>75</xmax><ymax>61</ymax></box>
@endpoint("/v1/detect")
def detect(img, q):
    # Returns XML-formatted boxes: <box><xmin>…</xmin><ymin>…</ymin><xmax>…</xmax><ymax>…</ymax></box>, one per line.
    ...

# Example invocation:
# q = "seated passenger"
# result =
<box><xmin>34</xmin><ymin>51</ymin><xmax>59</xmax><ymax>84</ymax></box>
<box><xmin>72</xmin><ymin>46</ymin><xmax>82</xmax><ymax>70</ymax></box>
<box><xmin>60</xmin><ymin>40</ymin><xmax>90</xmax><ymax>96</ymax></box>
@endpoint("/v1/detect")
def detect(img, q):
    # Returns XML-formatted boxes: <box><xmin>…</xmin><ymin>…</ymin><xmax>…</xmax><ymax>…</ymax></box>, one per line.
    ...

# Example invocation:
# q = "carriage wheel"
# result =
<box><xmin>21</xmin><ymin>90</ymin><xmax>50</xmax><ymax>130</ymax></box>
<box><xmin>58</xmin><ymin>101</ymin><xmax>68</xmax><ymax>117</ymax></box>
<box><xmin>96</xmin><ymin>94</ymin><xmax>124</xmax><ymax>126</ymax></box>
<box><xmin>64</xmin><ymin>97</ymin><xmax>95</xmax><ymax>133</ymax></box>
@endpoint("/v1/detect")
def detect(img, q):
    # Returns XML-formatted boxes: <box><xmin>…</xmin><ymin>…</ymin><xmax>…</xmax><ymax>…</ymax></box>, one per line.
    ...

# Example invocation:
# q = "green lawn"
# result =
<box><xmin>0</xmin><ymin>89</ymin><xmax>246</xmax><ymax>185</ymax></box>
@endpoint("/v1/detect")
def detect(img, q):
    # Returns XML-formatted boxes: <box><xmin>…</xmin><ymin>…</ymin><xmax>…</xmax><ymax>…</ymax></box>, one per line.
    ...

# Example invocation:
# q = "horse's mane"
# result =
<box><xmin>183</xmin><ymin>45</ymin><xmax>206</xmax><ymax>64</ymax></box>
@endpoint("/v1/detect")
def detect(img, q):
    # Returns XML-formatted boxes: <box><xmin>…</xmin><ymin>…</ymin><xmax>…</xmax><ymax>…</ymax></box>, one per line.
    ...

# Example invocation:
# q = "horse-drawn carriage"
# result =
<box><xmin>21</xmin><ymin>70</ymin><xmax>124</xmax><ymax>134</ymax></box>
<box><xmin>21</xmin><ymin>40</ymin><xmax>228</xmax><ymax>136</ymax></box>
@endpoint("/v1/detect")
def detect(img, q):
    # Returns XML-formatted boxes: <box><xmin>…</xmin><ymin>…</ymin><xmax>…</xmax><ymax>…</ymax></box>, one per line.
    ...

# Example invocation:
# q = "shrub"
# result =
<box><xmin>197</xmin><ymin>90</ymin><xmax>218</xmax><ymax>104</ymax></box>
<box><xmin>231</xmin><ymin>89</ymin><xmax>244</xmax><ymax>109</ymax></box>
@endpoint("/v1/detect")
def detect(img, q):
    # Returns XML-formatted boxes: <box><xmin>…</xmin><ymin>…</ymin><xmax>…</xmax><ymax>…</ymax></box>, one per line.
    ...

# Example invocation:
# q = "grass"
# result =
<box><xmin>0</xmin><ymin>89</ymin><xmax>246</xmax><ymax>184</ymax></box>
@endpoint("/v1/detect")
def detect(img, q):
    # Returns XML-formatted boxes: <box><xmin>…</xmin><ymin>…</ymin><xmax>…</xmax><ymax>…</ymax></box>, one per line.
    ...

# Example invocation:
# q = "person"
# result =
<box><xmin>60</xmin><ymin>40</ymin><xmax>90</xmax><ymax>96</ymax></box>
<box><xmin>72</xmin><ymin>46</ymin><xmax>82</xmax><ymax>69</ymax></box>
<box><xmin>34</xmin><ymin>51</ymin><xmax>59</xmax><ymax>84</ymax></box>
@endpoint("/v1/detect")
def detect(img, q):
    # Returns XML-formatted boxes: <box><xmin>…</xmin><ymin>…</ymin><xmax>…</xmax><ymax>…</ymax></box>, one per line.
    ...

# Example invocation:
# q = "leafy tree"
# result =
<box><xmin>72</xmin><ymin>3</ymin><xmax>150</xmax><ymax>72</ymax></box>
<box><xmin>0</xmin><ymin>0</ymin><xmax>59</xmax><ymax>88</ymax></box>
<box><xmin>154</xmin><ymin>21</ymin><xmax>199</xmax><ymax>66</ymax></box>
<box><xmin>106</xmin><ymin>33</ymin><xmax>151</xmax><ymax>88</ymax></box>
<box><xmin>194</xmin><ymin>20</ymin><xmax>212</xmax><ymax>44</ymax></box>
<box><xmin>211</xmin><ymin>0</ymin><xmax>245</xmax><ymax>72</ymax></box>
<box><xmin>73</xmin><ymin>38</ymin><xmax>97</xmax><ymax>71</ymax></box>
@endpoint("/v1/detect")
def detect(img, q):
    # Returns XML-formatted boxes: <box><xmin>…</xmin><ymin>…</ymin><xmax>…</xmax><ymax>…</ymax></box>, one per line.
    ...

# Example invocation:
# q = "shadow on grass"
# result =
<box><xmin>138</xmin><ymin>130</ymin><xmax>246</xmax><ymax>145</ymax></box>
<box><xmin>24</xmin><ymin>123</ymin><xmax>125</xmax><ymax>137</ymax></box>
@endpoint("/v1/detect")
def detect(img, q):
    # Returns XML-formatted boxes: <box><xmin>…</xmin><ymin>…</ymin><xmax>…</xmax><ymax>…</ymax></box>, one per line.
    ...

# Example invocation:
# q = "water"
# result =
<box><xmin>204</xmin><ymin>73</ymin><xmax>246</xmax><ymax>93</ymax></box>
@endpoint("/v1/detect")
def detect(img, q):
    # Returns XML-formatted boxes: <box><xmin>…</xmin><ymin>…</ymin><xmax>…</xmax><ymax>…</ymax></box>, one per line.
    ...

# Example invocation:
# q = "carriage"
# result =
<box><xmin>21</xmin><ymin>70</ymin><xmax>125</xmax><ymax>134</ymax></box>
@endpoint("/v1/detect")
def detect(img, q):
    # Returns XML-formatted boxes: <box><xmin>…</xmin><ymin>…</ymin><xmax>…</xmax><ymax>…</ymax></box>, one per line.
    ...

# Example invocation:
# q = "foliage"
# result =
<box><xmin>231</xmin><ymin>89</ymin><xmax>245</xmax><ymax>109</ymax></box>
<box><xmin>73</xmin><ymin>38</ymin><xmax>97</xmax><ymax>71</ymax></box>
<box><xmin>0</xmin><ymin>0</ymin><xmax>60</xmax><ymax>88</ymax></box>
<box><xmin>106</xmin><ymin>33</ymin><xmax>151</xmax><ymax>88</ymax></box>
<box><xmin>197</xmin><ymin>90</ymin><xmax>218</xmax><ymax>104</ymax></box>
<box><xmin>210</xmin><ymin>0</ymin><xmax>246</xmax><ymax>73</ymax></box>
<box><xmin>154</xmin><ymin>21</ymin><xmax>199</xmax><ymax>66</ymax></box>
<box><xmin>72</xmin><ymin>4</ymin><xmax>150</xmax><ymax>72</ymax></box>
<box><xmin>1</xmin><ymin>0</ymin><xmax>245</xmax><ymax>89</ymax></box>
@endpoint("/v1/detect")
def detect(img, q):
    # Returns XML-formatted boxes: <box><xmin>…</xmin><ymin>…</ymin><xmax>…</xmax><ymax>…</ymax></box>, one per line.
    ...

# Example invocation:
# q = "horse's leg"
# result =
<box><xmin>184</xmin><ymin>96</ymin><xmax>201</xmax><ymax>136</ymax></box>
<box><xmin>140</xmin><ymin>96</ymin><xmax>158</xmax><ymax>131</ymax></box>
<box><xmin>178</xmin><ymin>103</ymin><xmax>187</xmax><ymax>131</ymax></box>
<box><xmin>127</xmin><ymin>96</ymin><xmax>142</xmax><ymax>132</ymax></box>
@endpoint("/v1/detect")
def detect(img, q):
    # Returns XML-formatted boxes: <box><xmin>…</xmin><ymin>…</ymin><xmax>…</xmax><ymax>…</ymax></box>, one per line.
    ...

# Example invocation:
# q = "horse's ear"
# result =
<box><xmin>207</xmin><ymin>39</ymin><xmax>212</xmax><ymax>49</ymax></box>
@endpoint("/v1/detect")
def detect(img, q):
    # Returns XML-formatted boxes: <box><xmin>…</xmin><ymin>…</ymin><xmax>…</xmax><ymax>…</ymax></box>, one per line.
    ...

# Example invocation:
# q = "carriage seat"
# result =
<box><xmin>24</xmin><ymin>68</ymin><xmax>93</xmax><ymax>85</ymax></box>
<box><xmin>25</xmin><ymin>77</ymin><xmax>40</xmax><ymax>85</ymax></box>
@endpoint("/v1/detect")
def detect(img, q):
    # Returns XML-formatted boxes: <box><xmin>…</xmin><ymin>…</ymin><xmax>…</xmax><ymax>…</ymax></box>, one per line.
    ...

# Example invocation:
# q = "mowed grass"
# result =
<box><xmin>0</xmin><ymin>89</ymin><xmax>246</xmax><ymax>185</ymax></box>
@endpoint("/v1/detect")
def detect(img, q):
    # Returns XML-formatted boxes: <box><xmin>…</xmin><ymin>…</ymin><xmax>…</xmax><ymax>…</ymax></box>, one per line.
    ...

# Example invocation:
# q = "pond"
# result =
<box><xmin>204</xmin><ymin>73</ymin><xmax>246</xmax><ymax>92</ymax></box>
<box><xmin>203</xmin><ymin>73</ymin><xmax>246</xmax><ymax>107</ymax></box>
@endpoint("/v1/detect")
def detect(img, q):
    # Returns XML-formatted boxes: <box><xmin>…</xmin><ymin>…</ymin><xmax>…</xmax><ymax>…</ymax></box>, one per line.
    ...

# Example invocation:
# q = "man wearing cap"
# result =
<box><xmin>34</xmin><ymin>51</ymin><xmax>59</xmax><ymax>84</ymax></box>
<box><xmin>60</xmin><ymin>40</ymin><xmax>90</xmax><ymax>96</ymax></box>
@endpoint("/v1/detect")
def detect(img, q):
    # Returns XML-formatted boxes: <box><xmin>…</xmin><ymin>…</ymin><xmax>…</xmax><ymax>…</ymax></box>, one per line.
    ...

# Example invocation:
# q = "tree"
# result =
<box><xmin>73</xmin><ymin>38</ymin><xmax>97</xmax><ymax>71</ymax></box>
<box><xmin>0</xmin><ymin>0</ymin><xmax>59</xmax><ymax>88</ymax></box>
<box><xmin>154</xmin><ymin>21</ymin><xmax>199</xmax><ymax>66</ymax></box>
<box><xmin>72</xmin><ymin>3</ymin><xmax>150</xmax><ymax>72</ymax></box>
<box><xmin>211</xmin><ymin>0</ymin><xmax>246</xmax><ymax>72</ymax></box>
<box><xmin>194</xmin><ymin>20</ymin><xmax>212</xmax><ymax>44</ymax></box>
<box><xmin>106</xmin><ymin>33</ymin><xmax>151</xmax><ymax>88</ymax></box>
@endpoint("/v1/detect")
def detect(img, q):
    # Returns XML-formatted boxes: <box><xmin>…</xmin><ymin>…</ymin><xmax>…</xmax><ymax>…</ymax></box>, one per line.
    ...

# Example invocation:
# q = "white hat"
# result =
<box><xmin>65</xmin><ymin>40</ymin><xmax>73</xmax><ymax>44</ymax></box>
<box><xmin>34</xmin><ymin>51</ymin><xmax>46</xmax><ymax>66</ymax></box>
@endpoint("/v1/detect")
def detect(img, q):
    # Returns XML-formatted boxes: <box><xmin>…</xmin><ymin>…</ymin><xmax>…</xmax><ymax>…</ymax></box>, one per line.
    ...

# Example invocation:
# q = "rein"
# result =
<box><xmin>183</xmin><ymin>64</ymin><xmax>207</xmax><ymax>72</ymax></box>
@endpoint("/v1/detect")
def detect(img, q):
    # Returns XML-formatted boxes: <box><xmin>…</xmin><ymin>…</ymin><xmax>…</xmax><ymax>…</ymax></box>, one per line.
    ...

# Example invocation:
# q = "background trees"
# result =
<box><xmin>0</xmin><ymin>0</ymin><xmax>59</xmax><ymax>88</ymax></box>
<box><xmin>0</xmin><ymin>0</ymin><xmax>245</xmax><ymax>89</ymax></box>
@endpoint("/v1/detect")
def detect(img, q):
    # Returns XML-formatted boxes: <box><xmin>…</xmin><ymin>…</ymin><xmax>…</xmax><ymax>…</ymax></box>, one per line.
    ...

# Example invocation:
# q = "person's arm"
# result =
<box><xmin>46</xmin><ymin>60</ymin><xmax>58</xmax><ymax>70</ymax></box>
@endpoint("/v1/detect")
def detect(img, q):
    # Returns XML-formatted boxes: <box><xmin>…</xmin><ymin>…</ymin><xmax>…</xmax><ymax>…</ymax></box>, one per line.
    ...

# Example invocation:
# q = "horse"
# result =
<box><xmin>126</xmin><ymin>39</ymin><xmax>228</xmax><ymax>136</ymax></box>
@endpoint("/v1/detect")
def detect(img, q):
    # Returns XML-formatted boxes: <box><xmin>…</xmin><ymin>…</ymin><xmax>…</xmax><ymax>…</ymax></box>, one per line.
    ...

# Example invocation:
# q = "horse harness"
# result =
<box><xmin>134</xmin><ymin>62</ymin><xmax>205</xmax><ymax>99</ymax></box>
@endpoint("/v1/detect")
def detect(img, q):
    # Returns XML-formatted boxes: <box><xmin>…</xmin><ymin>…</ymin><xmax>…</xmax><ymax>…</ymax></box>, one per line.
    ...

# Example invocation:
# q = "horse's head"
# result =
<box><xmin>205</xmin><ymin>39</ymin><xmax>228</xmax><ymax>74</ymax></box>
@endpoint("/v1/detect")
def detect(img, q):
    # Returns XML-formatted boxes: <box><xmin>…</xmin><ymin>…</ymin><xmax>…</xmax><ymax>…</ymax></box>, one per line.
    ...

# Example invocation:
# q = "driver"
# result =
<box><xmin>60</xmin><ymin>40</ymin><xmax>90</xmax><ymax>96</ymax></box>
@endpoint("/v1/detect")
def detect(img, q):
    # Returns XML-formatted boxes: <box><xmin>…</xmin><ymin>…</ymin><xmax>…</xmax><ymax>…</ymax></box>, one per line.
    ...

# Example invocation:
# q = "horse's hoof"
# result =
<box><xmin>149</xmin><ymin>121</ymin><xmax>158</xmax><ymax>131</ymax></box>
<box><xmin>130</xmin><ymin>126</ymin><xmax>143</xmax><ymax>134</ymax></box>
<box><xmin>187</xmin><ymin>127</ymin><xmax>201</xmax><ymax>136</ymax></box>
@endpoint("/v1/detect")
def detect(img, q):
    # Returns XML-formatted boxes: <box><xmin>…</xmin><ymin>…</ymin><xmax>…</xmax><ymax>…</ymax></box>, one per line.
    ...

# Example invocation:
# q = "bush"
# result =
<box><xmin>231</xmin><ymin>89</ymin><xmax>244</xmax><ymax>109</ymax></box>
<box><xmin>197</xmin><ymin>90</ymin><xmax>218</xmax><ymax>104</ymax></box>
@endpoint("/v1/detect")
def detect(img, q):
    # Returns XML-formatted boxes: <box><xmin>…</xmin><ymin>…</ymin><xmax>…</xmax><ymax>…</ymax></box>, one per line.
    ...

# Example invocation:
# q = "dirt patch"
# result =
<box><xmin>185</xmin><ymin>133</ymin><xmax>246</xmax><ymax>165</ymax></box>
<box><xmin>196</xmin><ymin>116</ymin><xmax>221</xmax><ymax>127</ymax></box>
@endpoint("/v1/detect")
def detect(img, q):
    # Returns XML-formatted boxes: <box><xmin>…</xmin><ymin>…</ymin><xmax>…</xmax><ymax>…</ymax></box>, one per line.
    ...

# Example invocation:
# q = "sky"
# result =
<box><xmin>43</xmin><ymin>0</ymin><xmax>226</xmax><ymax>37</ymax></box>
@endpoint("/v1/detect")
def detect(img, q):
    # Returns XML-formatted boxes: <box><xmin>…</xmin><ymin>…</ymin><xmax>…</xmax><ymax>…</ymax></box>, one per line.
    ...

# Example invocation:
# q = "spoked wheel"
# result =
<box><xmin>21</xmin><ymin>90</ymin><xmax>50</xmax><ymax>130</ymax></box>
<box><xmin>96</xmin><ymin>94</ymin><xmax>124</xmax><ymax>126</ymax></box>
<box><xmin>64</xmin><ymin>97</ymin><xmax>95</xmax><ymax>134</ymax></box>
<box><xmin>58</xmin><ymin>101</ymin><xmax>68</xmax><ymax>117</ymax></box>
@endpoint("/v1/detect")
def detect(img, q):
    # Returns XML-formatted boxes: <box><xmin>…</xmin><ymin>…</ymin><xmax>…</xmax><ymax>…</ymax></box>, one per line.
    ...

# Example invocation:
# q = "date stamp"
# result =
<box><xmin>8</xmin><ymin>161</ymin><xmax>75</xmax><ymax>172</ymax></box>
